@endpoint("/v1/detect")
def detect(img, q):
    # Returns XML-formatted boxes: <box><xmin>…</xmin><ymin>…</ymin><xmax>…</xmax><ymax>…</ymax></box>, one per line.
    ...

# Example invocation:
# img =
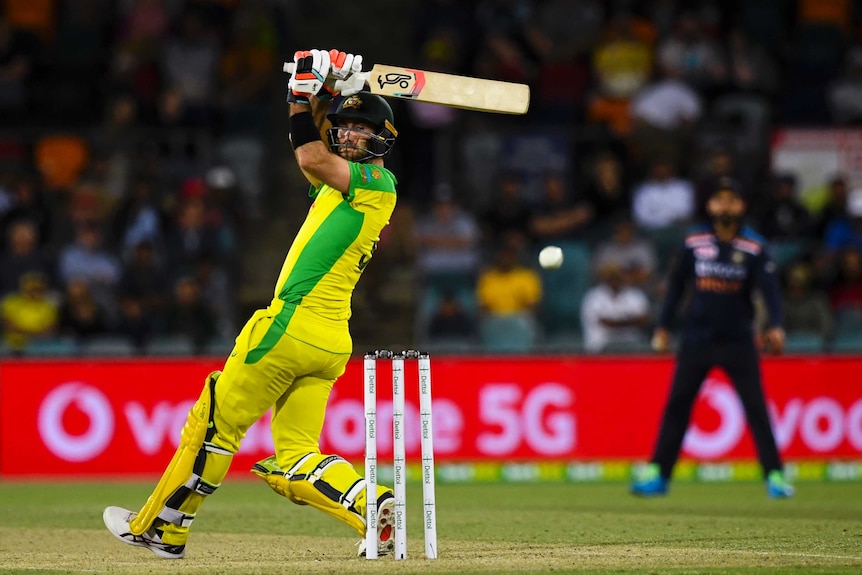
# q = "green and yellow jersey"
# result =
<box><xmin>272</xmin><ymin>162</ymin><xmax>397</xmax><ymax>321</ymax></box>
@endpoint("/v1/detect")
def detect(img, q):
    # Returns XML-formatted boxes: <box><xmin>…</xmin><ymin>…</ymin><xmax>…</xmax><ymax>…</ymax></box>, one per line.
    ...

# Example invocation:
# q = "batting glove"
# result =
<box><xmin>331</xmin><ymin>51</ymin><xmax>365</xmax><ymax>97</ymax></box>
<box><xmin>288</xmin><ymin>49</ymin><xmax>331</xmax><ymax>104</ymax></box>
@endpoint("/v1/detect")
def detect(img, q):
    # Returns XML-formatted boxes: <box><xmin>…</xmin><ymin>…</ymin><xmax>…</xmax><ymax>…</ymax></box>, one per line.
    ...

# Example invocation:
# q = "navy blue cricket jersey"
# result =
<box><xmin>658</xmin><ymin>224</ymin><xmax>783</xmax><ymax>344</ymax></box>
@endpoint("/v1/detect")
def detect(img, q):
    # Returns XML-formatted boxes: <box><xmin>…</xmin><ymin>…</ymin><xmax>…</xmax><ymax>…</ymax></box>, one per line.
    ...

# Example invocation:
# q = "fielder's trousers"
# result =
<box><xmin>650</xmin><ymin>339</ymin><xmax>783</xmax><ymax>479</ymax></box>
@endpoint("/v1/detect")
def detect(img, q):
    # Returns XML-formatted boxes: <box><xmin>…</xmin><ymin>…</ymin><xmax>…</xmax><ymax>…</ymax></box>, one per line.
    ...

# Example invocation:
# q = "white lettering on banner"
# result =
<box><xmin>849</xmin><ymin>401</ymin><xmax>862</xmax><ymax>451</ymax></box>
<box><xmin>476</xmin><ymin>383</ymin><xmax>575</xmax><ymax>456</ymax></box>
<box><xmin>523</xmin><ymin>383</ymin><xmax>575</xmax><ymax>455</ymax></box>
<box><xmin>477</xmin><ymin>384</ymin><xmax>521</xmax><ymax>455</ymax></box>
<box><xmin>433</xmin><ymin>399</ymin><xmax>463</xmax><ymax>453</ymax></box>
<box><xmin>38</xmin><ymin>382</ymin><xmax>114</xmax><ymax>462</ymax></box>
<box><xmin>683</xmin><ymin>381</ymin><xmax>745</xmax><ymax>458</ymax></box>
<box><xmin>800</xmin><ymin>398</ymin><xmax>845</xmax><ymax>452</ymax></box>
<box><xmin>322</xmin><ymin>398</ymin><xmax>463</xmax><ymax>455</ymax></box>
<box><xmin>771</xmin><ymin>399</ymin><xmax>803</xmax><ymax>449</ymax></box>
<box><xmin>683</xmin><ymin>381</ymin><xmax>862</xmax><ymax>457</ymax></box>
<box><xmin>125</xmin><ymin>401</ymin><xmax>192</xmax><ymax>455</ymax></box>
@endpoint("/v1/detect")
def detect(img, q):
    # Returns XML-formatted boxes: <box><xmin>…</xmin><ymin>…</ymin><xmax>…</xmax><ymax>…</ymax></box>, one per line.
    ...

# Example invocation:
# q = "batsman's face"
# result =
<box><xmin>336</xmin><ymin>120</ymin><xmax>375</xmax><ymax>160</ymax></box>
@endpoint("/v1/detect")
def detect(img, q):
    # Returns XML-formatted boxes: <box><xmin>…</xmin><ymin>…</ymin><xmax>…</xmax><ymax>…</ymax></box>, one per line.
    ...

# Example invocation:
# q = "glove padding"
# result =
<box><xmin>288</xmin><ymin>49</ymin><xmax>331</xmax><ymax>104</ymax></box>
<box><xmin>329</xmin><ymin>50</ymin><xmax>365</xmax><ymax>97</ymax></box>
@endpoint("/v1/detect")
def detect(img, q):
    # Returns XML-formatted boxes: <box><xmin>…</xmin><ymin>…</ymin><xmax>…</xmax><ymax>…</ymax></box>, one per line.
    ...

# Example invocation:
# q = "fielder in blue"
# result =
<box><xmin>631</xmin><ymin>176</ymin><xmax>795</xmax><ymax>499</ymax></box>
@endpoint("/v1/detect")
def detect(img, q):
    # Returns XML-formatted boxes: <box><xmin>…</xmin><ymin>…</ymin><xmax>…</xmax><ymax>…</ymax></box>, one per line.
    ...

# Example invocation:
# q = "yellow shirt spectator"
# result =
<box><xmin>477</xmin><ymin>244</ymin><xmax>542</xmax><ymax>315</ymax></box>
<box><xmin>1</xmin><ymin>273</ymin><xmax>59</xmax><ymax>350</ymax></box>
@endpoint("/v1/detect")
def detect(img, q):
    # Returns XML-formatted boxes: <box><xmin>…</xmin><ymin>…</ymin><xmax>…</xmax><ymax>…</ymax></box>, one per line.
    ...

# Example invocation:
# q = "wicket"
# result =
<box><xmin>363</xmin><ymin>349</ymin><xmax>438</xmax><ymax>560</ymax></box>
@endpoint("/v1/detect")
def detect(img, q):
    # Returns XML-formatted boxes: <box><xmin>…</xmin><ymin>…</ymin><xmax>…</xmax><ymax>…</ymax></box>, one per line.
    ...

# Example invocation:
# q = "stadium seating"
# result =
<box><xmin>783</xmin><ymin>332</ymin><xmax>825</xmax><ymax>353</ymax></box>
<box><xmin>145</xmin><ymin>335</ymin><xmax>197</xmax><ymax>357</ymax></box>
<box><xmin>79</xmin><ymin>336</ymin><xmax>137</xmax><ymax>358</ymax></box>
<box><xmin>538</xmin><ymin>241</ymin><xmax>591</xmax><ymax>336</ymax></box>
<box><xmin>23</xmin><ymin>337</ymin><xmax>79</xmax><ymax>357</ymax></box>
<box><xmin>479</xmin><ymin>313</ymin><xmax>537</xmax><ymax>353</ymax></box>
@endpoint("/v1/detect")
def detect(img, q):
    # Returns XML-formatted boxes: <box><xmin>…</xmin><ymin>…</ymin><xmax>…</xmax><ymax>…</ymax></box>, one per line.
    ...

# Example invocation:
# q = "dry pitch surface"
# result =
<box><xmin>1</xmin><ymin>481</ymin><xmax>861</xmax><ymax>574</ymax></box>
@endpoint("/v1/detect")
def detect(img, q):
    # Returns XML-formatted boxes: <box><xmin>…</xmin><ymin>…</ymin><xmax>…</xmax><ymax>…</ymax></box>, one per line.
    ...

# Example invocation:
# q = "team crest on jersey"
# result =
<box><xmin>694</xmin><ymin>244</ymin><xmax>718</xmax><ymax>260</ymax></box>
<box><xmin>371</xmin><ymin>168</ymin><xmax>381</xmax><ymax>179</ymax></box>
<box><xmin>732</xmin><ymin>251</ymin><xmax>745</xmax><ymax>264</ymax></box>
<box><xmin>343</xmin><ymin>95</ymin><xmax>363</xmax><ymax>110</ymax></box>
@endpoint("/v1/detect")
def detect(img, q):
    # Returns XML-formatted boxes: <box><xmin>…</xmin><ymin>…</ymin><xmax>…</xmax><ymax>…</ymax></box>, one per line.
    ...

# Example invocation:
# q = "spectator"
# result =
<box><xmin>829</xmin><ymin>246</ymin><xmax>862</xmax><ymax>312</ymax></box>
<box><xmin>119</xmin><ymin>240</ymin><xmax>167</xmax><ymax>321</ymax></box>
<box><xmin>164</xmin><ymin>195</ymin><xmax>233</xmax><ymax>273</ymax></box>
<box><xmin>218</xmin><ymin>4</ymin><xmax>276</xmax><ymax>132</ymax></box>
<box><xmin>593</xmin><ymin>217</ymin><xmax>658</xmax><ymax>289</ymax></box>
<box><xmin>587</xmin><ymin>9</ymin><xmax>654</xmax><ymax>137</ymax></box>
<box><xmin>527</xmin><ymin>0</ymin><xmax>604</xmax><ymax>118</ymax></box>
<box><xmin>158</xmin><ymin>7</ymin><xmax>222</xmax><ymax>127</ymax></box>
<box><xmin>629</xmin><ymin>66</ymin><xmax>702</xmax><ymax>167</ymax></box>
<box><xmin>782</xmin><ymin>262</ymin><xmax>833</xmax><ymax>337</ymax></box>
<box><xmin>815</xmin><ymin>175</ymin><xmax>849</xmax><ymax>239</ymax></box>
<box><xmin>529</xmin><ymin>172</ymin><xmax>593</xmax><ymax>244</ymax></box>
<box><xmin>0</xmin><ymin>173</ymin><xmax>52</xmax><ymax>251</ymax></box>
<box><xmin>473</xmin><ymin>0</ymin><xmax>541</xmax><ymax>84</ymax></box>
<box><xmin>58</xmin><ymin>222</ymin><xmax>122</xmax><ymax>314</ymax></box>
<box><xmin>0</xmin><ymin>14</ymin><xmax>38</xmax><ymax>123</ymax></box>
<box><xmin>0</xmin><ymin>219</ymin><xmax>54</xmax><ymax>296</ymax></box>
<box><xmin>1</xmin><ymin>272</ymin><xmax>58</xmax><ymax>353</ymax></box>
<box><xmin>823</xmin><ymin>187</ymin><xmax>862</xmax><ymax>252</ymax></box>
<box><xmin>581</xmin><ymin>150</ymin><xmax>630</xmax><ymax>226</ymax></box>
<box><xmin>480</xmin><ymin>171</ymin><xmax>532</xmax><ymax>249</ymax></box>
<box><xmin>631</xmin><ymin>159</ymin><xmax>695</xmax><ymax>231</ymax></box>
<box><xmin>414</xmin><ymin>186</ymin><xmax>481</xmax><ymax>291</ymax></box>
<box><xmin>111</xmin><ymin>177</ymin><xmax>169</xmax><ymax>260</ymax></box>
<box><xmin>163</xmin><ymin>275</ymin><xmax>217</xmax><ymax>353</ymax></box>
<box><xmin>581</xmin><ymin>261</ymin><xmax>650</xmax><ymax>353</ymax></box>
<box><xmin>725</xmin><ymin>26</ymin><xmax>779</xmax><ymax>95</ymax></box>
<box><xmin>476</xmin><ymin>235</ymin><xmax>542</xmax><ymax>347</ymax></box>
<box><xmin>476</xmin><ymin>234</ymin><xmax>542</xmax><ymax>316</ymax></box>
<box><xmin>59</xmin><ymin>278</ymin><xmax>111</xmax><ymax>342</ymax></box>
<box><xmin>427</xmin><ymin>290</ymin><xmax>476</xmax><ymax>340</ymax></box>
<box><xmin>656</xmin><ymin>12</ymin><xmax>726</xmax><ymax>93</ymax></box>
<box><xmin>828</xmin><ymin>46</ymin><xmax>862</xmax><ymax>124</ymax></box>
<box><xmin>756</xmin><ymin>174</ymin><xmax>814</xmax><ymax>240</ymax></box>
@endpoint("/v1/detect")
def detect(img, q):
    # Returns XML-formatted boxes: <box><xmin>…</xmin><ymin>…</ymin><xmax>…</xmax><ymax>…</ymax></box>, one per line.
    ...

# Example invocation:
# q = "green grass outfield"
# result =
<box><xmin>1</xmin><ymin>480</ymin><xmax>861</xmax><ymax>574</ymax></box>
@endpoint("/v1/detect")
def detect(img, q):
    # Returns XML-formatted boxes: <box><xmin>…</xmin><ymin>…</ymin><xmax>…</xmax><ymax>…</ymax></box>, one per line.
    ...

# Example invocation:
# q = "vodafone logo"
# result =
<box><xmin>683</xmin><ymin>379</ymin><xmax>745</xmax><ymax>457</ymax></box>
<box><xmin>683</xmin><ymin>379</ymin><xmax>862</xmax><ymax>458</ymax></box>
<box><xmin>38</xmin><ymin>382</ymin><xmax>114</xmax><ymax>462</ymax></box>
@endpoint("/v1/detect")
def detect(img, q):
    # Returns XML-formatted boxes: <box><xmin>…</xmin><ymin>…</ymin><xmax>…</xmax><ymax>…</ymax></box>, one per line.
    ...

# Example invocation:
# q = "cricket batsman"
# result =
<box><xmin>104</xmin><ymin>49</ymin><xmax>399</xmax><ymax>558</ymax></box>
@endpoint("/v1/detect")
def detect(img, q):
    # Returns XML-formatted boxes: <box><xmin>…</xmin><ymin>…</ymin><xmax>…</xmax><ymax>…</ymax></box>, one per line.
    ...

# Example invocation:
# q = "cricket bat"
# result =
<box><xmin>283</xmin><ymin>62</ymin><xmax>530</xmax><ymax>115</ymax></box>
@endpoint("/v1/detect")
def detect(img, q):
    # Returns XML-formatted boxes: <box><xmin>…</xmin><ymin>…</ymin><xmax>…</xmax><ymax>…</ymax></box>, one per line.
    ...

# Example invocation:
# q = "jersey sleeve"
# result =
<box><xmin>657</xmin><ymin>244</ymin><xmax>691</xmax><ymax>329</ymax></box>
<box><xmin>755</xmin><ymin>245</ymin><xmax>783</xmax><ymax>329</ymax></box>
<box><xmin>345</xmin><ymin>162</ymin><xmax>397</xmax><ymax>202</ymax></box>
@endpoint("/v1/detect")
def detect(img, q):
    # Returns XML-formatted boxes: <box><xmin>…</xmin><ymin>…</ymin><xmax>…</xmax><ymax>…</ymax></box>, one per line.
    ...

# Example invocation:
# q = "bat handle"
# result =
<box><xmin>283</xmin><ymin>62</ymin><xmax>295</xmax><ymax>74</ymax></box>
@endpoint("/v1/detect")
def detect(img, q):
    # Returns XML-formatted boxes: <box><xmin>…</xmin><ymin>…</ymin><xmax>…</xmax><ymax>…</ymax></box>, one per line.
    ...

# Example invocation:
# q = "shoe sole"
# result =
<box><xmin>377</xmin><ymin>497</ymin><xmax>395</xmax><ymax>554</ymax></box>
<box><xmin>102</xmin><ymin>507</ymin><xmax>185</xmax><ymax>559</ymax></box>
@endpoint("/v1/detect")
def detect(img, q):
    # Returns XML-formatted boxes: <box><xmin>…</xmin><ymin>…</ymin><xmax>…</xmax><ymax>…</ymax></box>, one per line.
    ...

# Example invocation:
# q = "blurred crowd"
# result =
<box><xmin>1</xmin><ymin>0</ymin><xmax>862</xmax><ymax>356</ymax></box>
<box><xmin>0</xmin><ymin>0</ymin><xmax>286</xmax><ymax>355</ymax></box>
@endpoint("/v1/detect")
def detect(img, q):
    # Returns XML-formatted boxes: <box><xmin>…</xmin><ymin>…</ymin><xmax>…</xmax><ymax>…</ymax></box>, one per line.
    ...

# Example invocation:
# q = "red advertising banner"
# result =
<box><xmin>1</xmin><ymin>356</ymin><xmax>861</xmax><ymax>477</ymax></box>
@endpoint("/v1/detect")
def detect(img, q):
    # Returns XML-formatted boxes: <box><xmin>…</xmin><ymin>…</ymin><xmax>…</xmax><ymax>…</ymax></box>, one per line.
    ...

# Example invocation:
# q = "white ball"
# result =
<box><xmin>538</xmin><ymin>245</ymin><xmax>564</xmax><ymax>270</ymax></box>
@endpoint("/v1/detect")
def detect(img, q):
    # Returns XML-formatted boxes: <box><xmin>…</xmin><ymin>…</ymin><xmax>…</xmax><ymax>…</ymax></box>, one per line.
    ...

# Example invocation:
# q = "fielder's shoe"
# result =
<box><xmin>630</xmin><ymin>463</ymin><xmax>668</xmax><ymax>497</ymax></box>
<box><xmin>103</xmin><ymin>506</ymin><xmax>186</xmax><ymax>559</ymax></box>
<box><xmin>357</xmin><ymin>491</ymin><xmax>395</xmax><ymax>557</ymax></box>
<box><xmin>766</xmin><ymin>470</ymin><xmax>795</xmax><ymax>499</ymax></box>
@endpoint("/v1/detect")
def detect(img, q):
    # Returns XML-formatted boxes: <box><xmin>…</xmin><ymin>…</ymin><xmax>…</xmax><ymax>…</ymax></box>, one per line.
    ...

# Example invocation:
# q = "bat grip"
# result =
<box><xmin>283</xmin><ymin>62</ymin><xmax>295</xmax><ymax>74</ymax></box>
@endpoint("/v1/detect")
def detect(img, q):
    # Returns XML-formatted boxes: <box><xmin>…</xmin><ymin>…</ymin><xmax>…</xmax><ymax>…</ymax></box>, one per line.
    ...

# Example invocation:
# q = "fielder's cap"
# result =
<box><xmin>710</xmin><ymin>176</ymin><xmax>745</xmax><ymax>199</ymax></box>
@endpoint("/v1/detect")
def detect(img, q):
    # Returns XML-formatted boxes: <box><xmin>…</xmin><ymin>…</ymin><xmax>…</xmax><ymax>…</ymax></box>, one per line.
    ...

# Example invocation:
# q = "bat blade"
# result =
<box><xmin>368</xmin><ymin>64</ymin><xmax>529</xmax><ymax>115</ymax></box>
<box><xmin>282</xmin><ymin>62</ymin><xmax>530</xmax><ymax>115</ymax></box>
